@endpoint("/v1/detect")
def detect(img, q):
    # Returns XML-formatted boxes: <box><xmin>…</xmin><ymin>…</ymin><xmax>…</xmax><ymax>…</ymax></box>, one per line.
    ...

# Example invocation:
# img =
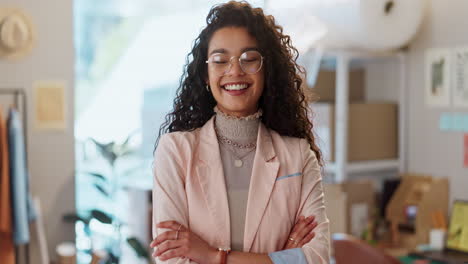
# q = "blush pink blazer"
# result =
<box><xmin>153</xmin><ymin>116</ymin><xmax>330</xmax><ymax>263</ymax></box>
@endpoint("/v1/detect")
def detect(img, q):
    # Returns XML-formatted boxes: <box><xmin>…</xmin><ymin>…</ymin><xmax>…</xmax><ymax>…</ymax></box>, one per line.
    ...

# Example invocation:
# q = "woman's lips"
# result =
<box><xmin>221</xmin><ymin>83</ymin><xmax>250</xmax><ymax>96</ymax></box>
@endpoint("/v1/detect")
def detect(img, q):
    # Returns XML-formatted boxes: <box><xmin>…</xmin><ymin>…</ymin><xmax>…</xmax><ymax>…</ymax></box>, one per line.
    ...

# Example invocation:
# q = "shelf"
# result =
<box><xmin>310</xmin><ymin>46</ymin><xmax>405</xmax><ymax>60</ymax></box>
<box><xmin>323</xmin><ymin>159</ymin><xmax>400</xmax><ymax>174</ymax></box>
<box><xmin>306</xmin><ymin>45</ymin><xmax>407</xmax><ymax>182</ymax></box>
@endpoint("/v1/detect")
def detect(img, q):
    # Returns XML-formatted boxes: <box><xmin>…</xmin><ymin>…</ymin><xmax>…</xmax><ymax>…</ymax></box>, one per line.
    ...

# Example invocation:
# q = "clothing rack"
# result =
<box><xmin>0</xmin><ymin>88</ymin><xmax>29</xmax><ymax>264</ymax></box>
<box><xmin>0</xmin><ymin>88</ymin><xmax>28</xmax><ymax>162</ymax></box>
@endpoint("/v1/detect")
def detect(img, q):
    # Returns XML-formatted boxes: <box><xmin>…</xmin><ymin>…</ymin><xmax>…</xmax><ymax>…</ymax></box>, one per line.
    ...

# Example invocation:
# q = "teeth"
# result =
<box><xmin>224</xmin><ymin>84</ymin><xmax>248</xmax><ymax>91</ymax></box>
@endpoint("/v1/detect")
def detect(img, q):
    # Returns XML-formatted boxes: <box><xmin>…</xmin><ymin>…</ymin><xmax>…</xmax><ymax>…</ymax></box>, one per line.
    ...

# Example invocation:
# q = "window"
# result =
<box><xmin>74</xmin><ymin>1</ymin><xmax>263</xmax><ymax>262</ymax></box>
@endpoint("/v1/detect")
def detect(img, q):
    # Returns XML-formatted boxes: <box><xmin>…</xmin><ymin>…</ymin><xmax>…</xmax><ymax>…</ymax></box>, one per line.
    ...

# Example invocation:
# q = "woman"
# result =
<box><xmin>151</xmin><ymin>1</ymin><xmax>330</xmax><ymax>263</ymax></box>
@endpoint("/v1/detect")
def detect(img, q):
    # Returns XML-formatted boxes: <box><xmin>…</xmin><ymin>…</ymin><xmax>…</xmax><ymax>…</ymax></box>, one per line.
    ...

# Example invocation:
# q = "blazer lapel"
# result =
<box><xmin>244</xmin><ymin>123</ymin><xmax>280</xmax><ymax>252</ymax></box>
<box><xmin>195</xmin><ymin>116</ymin><xmax>231</xmax><ymax>247</ymax></box>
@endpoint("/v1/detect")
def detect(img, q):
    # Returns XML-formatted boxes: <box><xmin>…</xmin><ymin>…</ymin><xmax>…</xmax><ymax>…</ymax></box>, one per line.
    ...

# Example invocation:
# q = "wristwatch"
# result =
<box><xmin>217</xmin><ymin>247</ymin><xmax>231</xmax><ymax>264</ymax></box>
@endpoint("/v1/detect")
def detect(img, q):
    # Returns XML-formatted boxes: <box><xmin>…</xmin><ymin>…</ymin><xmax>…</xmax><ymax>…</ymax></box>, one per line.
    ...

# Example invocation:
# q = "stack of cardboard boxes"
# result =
<box><xmin>308</xmin><ymin>69</ymin><xmax>398</xmax><ymax>162</ymax></box>
<box><xmin>305</xmin><ymin>69</ymin><xmax>399</xmax><ymax>237</ymax></box>
<box><xmin>323</xmin><ymin>180</ymin><xmax>376</xmax><ymax>237</ymax></box>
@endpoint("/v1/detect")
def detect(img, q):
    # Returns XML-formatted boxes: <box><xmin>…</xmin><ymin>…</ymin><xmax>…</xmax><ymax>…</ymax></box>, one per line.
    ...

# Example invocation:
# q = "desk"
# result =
<box><xmin>398</xmin><ymin>256</ymin><xmax>445</xmax><ymax>264</ymax></box>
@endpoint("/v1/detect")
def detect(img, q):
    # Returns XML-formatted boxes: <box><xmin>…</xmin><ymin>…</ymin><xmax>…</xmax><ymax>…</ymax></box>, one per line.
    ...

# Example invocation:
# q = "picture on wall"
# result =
<box><xmin>33</xmin><ymin>80</ymin><xmax>67</xmax><ymax>131</ymax></box>
<box><xmin>453</xmin><ymin>47</ymin><xmax>468</xmax><ymax>108</ymax></box>
<box><xmin>425</xmin><ymin>48</ymin><xmax>451</xmax><ymax>107</ymax></box>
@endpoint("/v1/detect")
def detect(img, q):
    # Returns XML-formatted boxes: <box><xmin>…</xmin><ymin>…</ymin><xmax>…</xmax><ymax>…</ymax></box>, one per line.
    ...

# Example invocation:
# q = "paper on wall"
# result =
<box><xmin>33</xmin><ymin>80</ymin><xmax>67</xmax><ymax>131</ymax></box>
<box><xmin>453</xmin><ymin>48</ymin><xmax>468</xmax><ymax>108</ymax></box>
<box><xmin>425</xmin><ymin>48</ymin><xmax>451</xmax><ymax>107</ymax></box>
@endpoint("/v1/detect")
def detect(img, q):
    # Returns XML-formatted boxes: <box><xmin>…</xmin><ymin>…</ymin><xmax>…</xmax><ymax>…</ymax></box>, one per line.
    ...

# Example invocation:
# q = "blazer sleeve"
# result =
<box><xmin>152</xmin><ymin>134</ymin><xmax>193</xmax><ymax>263</ymax></box>
<box><xmin>298</xmin><ymin>139</ymin><xmax>331</xmax><ymax>264</ymax></box>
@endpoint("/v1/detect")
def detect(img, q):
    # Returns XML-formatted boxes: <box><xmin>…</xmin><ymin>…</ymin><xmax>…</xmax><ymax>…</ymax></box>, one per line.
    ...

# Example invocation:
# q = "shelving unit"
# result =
<box><xmin>308</xmin><ymin>47</ymin><xmax>408</xmax><ymax>183</ymax></box>
<box><xmin>0</xmin><ymin>88</ymin><xmax>30</xmax><ymax>264</ymax></box>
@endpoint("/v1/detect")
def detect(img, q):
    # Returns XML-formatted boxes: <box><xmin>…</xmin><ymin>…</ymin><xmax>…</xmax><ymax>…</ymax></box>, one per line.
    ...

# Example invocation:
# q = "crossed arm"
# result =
<box><xmin>150</xmin><ymin>216</ymin><xmax>317</xmax><ymax>264</ymax></box>
<box><xmin>151</xmin><ymin>136</ymin><xmax>329</xmax><ymax>264</ymax></box>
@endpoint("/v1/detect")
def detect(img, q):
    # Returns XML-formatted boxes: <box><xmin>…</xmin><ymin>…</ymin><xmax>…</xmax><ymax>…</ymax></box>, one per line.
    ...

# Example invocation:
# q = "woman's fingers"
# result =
<box><xmin>150</xmin><ymin>230</ymin><xmax>178</xmax><ymax>248</ymax></box>
<box><xmin>291</xmin><ymin>215</ymin><xmax>310</xmax><ymax>236</ymax></box>
<box><xmin>153</xmin><ymin>239</ymin><xmax>179</xmax><ymax>257</ymax></box>
<box><xmin>290</xmin><ymin>215</ymin><xmax>305</xmax><ymax>234</ymax></box>
<box><xmin>158</xmin><ymin>246</ymin><xmax>188</xmax><ymax>261</ymax></box>
<box><xmin>295</xmin><ymin>218</ymin><xmax>317</xmax><ymax>242</ymax></box>
<box><xmin>299</xmin><ymin>232</ymin><xmax>316</xmax><ymax>247</ymax></box>
<box><xmin>151</xmin><ymin>221</ymin><xmax>187</xmax><ymax>248</ymax></box>
<box><xmin>284</xmin><ymin>216</ymin><xmax>317</xmax><ymax>249</ymax></box>
<box><xmin>290</xmin><ymin>216</ymin><xmax>315</xmax><ymax>240</ymax></box>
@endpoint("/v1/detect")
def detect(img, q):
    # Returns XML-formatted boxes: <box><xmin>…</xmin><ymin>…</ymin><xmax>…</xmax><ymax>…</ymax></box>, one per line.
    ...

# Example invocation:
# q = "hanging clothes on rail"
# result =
<box><xmin>8</xmin><ymin>107</ymin><xmax>36</xmax><ymax>245</ymax></box>
<box><xmin>0</xmin><ymin>108</ymin><xmax>16</xmax><ymax>264</ymax></box>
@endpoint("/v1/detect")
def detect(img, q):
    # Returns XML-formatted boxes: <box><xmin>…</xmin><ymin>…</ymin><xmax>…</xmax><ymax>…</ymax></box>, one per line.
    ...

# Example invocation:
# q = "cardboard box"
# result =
<box><xmin>323</xmin><ymin>183</ymin><xmax>347</xmax><ymax>234</ymax></box>
<box><xmin>312</xmin><ymin>102</ymin><xmax>398</xmax><ymax>162</ymax></box>
<box><xmin>302</xmin><ymin>69</ymin><xmax>366</xmax><ymax>103</ymax></box>
<box><xmin>386</xmin><ymin>174</ymin><xmax>449</xmax><ymax>249</ymax></box>
<box><xmin>323</xmin><ymin>180</ymin><xmax>376</xmax><ymax>237</ymax></box>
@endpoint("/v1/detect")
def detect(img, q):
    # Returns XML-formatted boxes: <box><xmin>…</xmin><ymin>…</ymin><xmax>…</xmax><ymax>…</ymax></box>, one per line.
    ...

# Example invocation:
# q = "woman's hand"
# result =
<box><xmin>283</xmin><ymin>215</ymin><xmax>317</xmax><ymax>249</ymax></box>
<box><xmin>150</xmin><ymin>221</ymin><xmax>218</xmax><ymax>264</ymax></box>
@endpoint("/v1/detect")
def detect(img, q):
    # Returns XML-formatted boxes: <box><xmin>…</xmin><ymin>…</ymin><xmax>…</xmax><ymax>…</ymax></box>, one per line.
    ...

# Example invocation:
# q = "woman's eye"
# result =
<box><xmin>241</xmin><ymin>58</ymin><xmax>258</xmax><ymax>63</ymax></box>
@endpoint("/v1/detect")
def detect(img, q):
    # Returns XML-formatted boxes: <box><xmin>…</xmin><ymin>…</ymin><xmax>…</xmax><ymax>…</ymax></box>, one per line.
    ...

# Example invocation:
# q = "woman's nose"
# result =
<box><xmin>225</xmin><ymin>58</ymin><xmax>245</xmax><ymax>76</ymax></box>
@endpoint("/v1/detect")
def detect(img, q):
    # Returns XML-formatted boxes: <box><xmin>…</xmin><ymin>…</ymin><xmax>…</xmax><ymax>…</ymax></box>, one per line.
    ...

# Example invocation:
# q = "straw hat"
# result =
<box><xmin>0</xmin><ymin>7</ymin><xmax>35</xmax><ymax>60</ymax></box>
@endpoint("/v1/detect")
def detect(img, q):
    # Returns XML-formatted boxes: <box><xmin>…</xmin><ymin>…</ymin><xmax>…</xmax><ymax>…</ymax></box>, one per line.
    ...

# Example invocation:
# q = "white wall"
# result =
<box><xmin>0</xmin><ymin>0</ymin><xmax>75</xmax><ymax>261</ymax></box>
<box><xmin>407</xmin><ymin>0</ymin><xmax>468</xmax><ymax>203</ymax></box>
<box><xmin>366</xmin><ymin>0</ymin><xmax>468</xmax><ymax>203</ymax></box>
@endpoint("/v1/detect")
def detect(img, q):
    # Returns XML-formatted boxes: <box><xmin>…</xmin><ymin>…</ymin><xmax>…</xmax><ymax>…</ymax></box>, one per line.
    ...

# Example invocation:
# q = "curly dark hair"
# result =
<box><xmin>157</xmin><ymin>1</ymin><xmax>322</xmax><ymax>165</ymax></box>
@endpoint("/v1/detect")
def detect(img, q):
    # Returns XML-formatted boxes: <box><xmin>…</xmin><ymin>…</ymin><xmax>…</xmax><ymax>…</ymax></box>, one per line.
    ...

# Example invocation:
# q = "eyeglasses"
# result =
<box><xmin>205</xmin><ymin>50</ymin><xmax>264</xmax><ymax>76</ymax></box>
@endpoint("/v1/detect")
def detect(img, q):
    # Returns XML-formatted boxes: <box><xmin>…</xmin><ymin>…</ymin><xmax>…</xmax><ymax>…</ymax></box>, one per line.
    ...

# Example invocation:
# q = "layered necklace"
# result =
<box><xmin>215</xmin><ymin>126</ymin><xmax>256</xmax><ymax>167</ymax></box>
<box><xmin>214</xmin><ymin>106</ymin><xmax>262</xmax><ymax>168</ymax></box>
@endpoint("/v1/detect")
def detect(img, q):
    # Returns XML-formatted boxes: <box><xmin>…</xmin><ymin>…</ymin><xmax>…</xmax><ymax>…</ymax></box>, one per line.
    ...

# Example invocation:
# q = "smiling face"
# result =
<box><xmin>206</xmin><ymin>26</ymin><xmax>265</xmax><ymax>117</ymax></box>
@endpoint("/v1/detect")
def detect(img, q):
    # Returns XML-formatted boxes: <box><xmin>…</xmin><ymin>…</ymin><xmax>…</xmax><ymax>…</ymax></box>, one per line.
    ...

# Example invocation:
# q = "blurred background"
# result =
<box><xmin>0</xmin><ymin>0</ymin><xmax>467</xmax><ymax>263</ymax></box>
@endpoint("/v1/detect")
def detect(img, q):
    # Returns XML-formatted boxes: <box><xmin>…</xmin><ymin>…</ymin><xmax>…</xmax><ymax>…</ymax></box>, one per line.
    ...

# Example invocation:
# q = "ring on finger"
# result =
<box><xmin>288</xmin><ymin>237</ymin><xmax>295</xmax><ymax>242</ymax></box>
<box><xmin>175</xmin><ymin>224</ymin><xmax>183</xmax><ymax>240</ymax></box>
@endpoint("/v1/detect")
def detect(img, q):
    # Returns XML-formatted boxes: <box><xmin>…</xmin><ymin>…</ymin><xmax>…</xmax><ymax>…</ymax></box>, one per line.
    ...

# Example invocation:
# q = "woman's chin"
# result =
<box><xmin>217</xmin><ymin>105</ymin><xmax>256</xmax><ymax>117</ymax></box>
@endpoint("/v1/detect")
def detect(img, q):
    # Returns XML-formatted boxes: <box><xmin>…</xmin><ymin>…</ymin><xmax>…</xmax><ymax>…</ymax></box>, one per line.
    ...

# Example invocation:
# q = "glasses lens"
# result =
<box><xmin>209</xmin><ymin>53</ymin><xmax>231</xmax><ymax>75</ymax></box>
<box><xmin>240</xmin><ymin>51</ymin><xmax>262</xmax><ymax>74</ymax></box>
<box><xmin>207</xmin><ymin>51</ymin><xmax>263</xmax><ymax>76</ymax></box>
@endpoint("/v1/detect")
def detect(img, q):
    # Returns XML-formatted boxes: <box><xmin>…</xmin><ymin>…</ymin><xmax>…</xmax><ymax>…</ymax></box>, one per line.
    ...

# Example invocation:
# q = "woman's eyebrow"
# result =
<box><xmin>241</xmin><ymin>47</ymin><xmax>259</xmax><ymax>53</ymax></box>
<box><xmin>209</xmin><ymin>47</ymin><xmax>259</xmax><ymax>56</ymax></box>
<box><xmin>209</xmin><ymin>48</ymin><xmax>227</xmax><ymax>55</ymax></box>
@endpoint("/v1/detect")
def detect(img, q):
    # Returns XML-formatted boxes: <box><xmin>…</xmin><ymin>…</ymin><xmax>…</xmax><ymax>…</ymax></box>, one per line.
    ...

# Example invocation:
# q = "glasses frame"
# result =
<box><xmin>205</xmin><ymin>50</ymin><xmax>264</xmax><ymax>76</ymax></box>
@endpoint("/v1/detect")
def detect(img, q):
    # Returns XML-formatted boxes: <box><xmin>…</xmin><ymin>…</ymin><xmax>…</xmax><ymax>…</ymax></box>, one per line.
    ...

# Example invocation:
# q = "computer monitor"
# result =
<box><xmin>446</xmin><ymin>200</ymin><xmax>468</xmax><ymax>253</ymax></box>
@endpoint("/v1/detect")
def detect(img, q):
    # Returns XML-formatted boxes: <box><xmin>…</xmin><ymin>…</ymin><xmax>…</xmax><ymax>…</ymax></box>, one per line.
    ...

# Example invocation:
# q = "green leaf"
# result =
<box><xmin>87</xmin><ymin>172</ymin><xmax>107</xmax><ymax>182</ymax></box>
<box><xmin>94</xmin><ymin>183</ymin><xmax>110</xmax><ymax>197</ymax></box>
<box><xmin>126</xmin><ymin>237</ymin><xmax>149</xmax><ymax>259</ymax></box>
<box><xmin>84</xmin><ymin>224</ymin><xmax>92</xmax><ymax>236</ymax></box>
<box><xmin>90</xmin><ymin>138</ymin><xmax>118</xmax><ymax>166</ymax></box>
<box><xmin>90</xmin><ymin>209</ymin><xmax>113</xmax><ymax>224</ymax></box>
<box><xmin>63</xmin><ymin>213</ymin><xmax>90</xmax><ymax>225</ymax></box>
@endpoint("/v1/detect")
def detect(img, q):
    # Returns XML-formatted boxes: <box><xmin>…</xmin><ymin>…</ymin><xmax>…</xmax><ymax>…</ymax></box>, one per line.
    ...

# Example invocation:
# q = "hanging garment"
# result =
<box><xmin>8</xmin><ymin>108</ymin><xmax>36</xmax><ymax>245</ymax></box>
<box><xmin>0</xmin><ymin>108</ymin><xmax>16</xmax><ymax>264</ymax></box>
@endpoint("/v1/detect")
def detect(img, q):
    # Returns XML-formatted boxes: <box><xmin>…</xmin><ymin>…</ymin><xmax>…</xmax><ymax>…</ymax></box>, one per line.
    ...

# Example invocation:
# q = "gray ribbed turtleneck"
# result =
<box><xmin>214</xmin><ymin>106</ymin><xmax>261</xmax><ymax>251</ymax></box>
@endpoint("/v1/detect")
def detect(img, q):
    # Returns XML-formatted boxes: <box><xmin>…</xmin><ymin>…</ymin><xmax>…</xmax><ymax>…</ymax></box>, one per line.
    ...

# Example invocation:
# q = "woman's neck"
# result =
<box><xmin>214</xmin><ymin>106</ymin><xmax>262</xmax><ymax>143</ymax></box>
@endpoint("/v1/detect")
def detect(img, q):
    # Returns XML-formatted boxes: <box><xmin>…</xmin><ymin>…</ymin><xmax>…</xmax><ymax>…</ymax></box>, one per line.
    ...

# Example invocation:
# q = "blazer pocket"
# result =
<box><xmin>276</xmin><ymin>172</ymin><xmax>301</xmax><ymax>181</ymax></box>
